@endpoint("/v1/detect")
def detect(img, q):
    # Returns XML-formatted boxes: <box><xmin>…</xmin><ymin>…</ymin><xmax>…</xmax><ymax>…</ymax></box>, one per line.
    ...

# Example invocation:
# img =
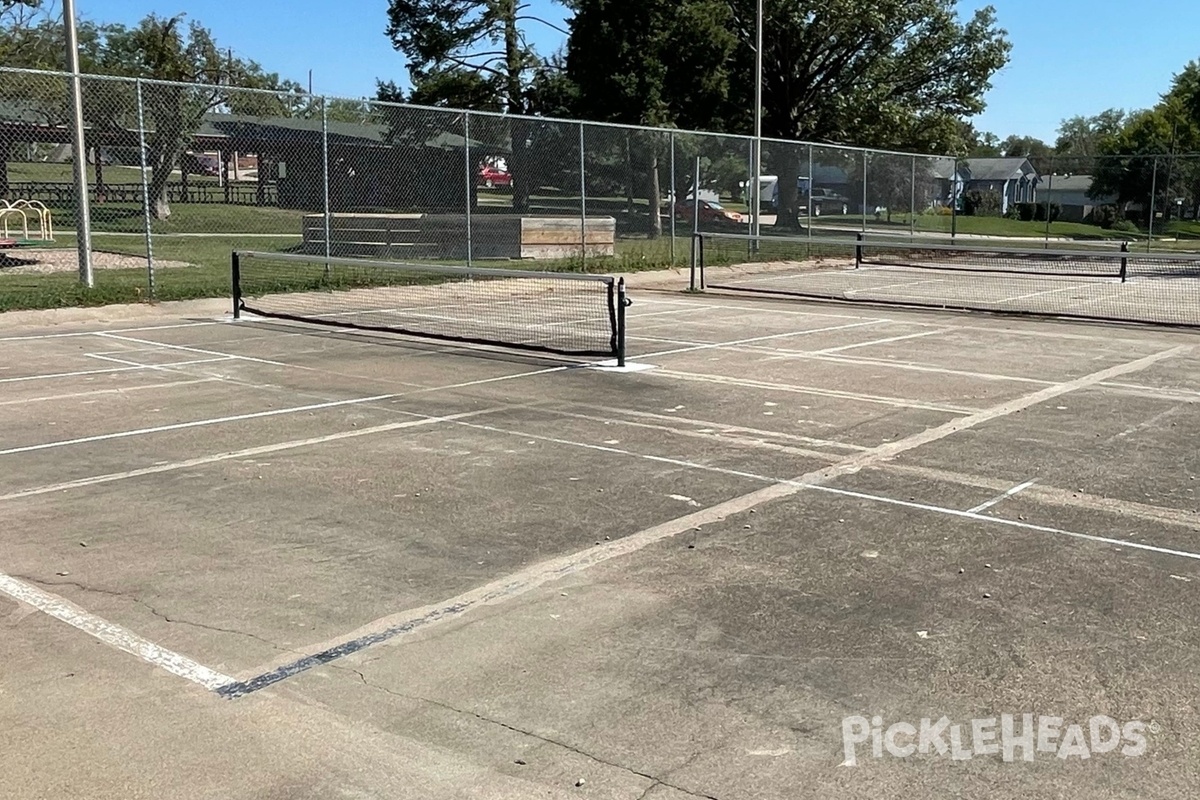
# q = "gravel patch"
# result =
<box><xmin>0</xmin><ymin>248</ymin><xmax>194</xmax><ymax>274</ymax></box>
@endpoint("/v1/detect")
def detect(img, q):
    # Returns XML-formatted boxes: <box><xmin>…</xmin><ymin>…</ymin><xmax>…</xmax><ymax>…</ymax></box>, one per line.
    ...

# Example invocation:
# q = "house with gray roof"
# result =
<box><xmin>958</xmin><ymin>157</ymin><xmax>1039</xmax><ymax>214</ymax></box>
<box><xmin>1039</xmin><ymin>174</ymin><xmax>1116</xmax><ymax>222</ymax></box>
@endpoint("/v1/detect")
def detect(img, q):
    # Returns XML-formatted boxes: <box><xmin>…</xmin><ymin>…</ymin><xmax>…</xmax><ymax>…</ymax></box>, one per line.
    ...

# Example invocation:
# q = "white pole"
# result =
<box><xmin>752</xmin><ymin>0</ymin><xmax>763</xmax><ymax>241</ymax></box>
<box><xmin>63</xmin><ymin>0</ymin><xmax>93</xmax><ymax>287</ymax></box>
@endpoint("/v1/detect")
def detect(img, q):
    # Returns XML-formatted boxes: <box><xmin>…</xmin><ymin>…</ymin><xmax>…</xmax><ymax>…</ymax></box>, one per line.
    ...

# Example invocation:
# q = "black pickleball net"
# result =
<box><xmin>233</xmin><ymin>252</ymin><xmax>622</xmax><ymax>357</ymax></box>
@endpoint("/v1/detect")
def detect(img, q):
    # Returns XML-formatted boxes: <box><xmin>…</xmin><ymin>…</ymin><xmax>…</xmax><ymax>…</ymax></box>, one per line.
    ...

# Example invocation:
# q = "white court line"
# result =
<box><xmin>799</xmin><ymin>329</ymin><xmax>948</xmax><ymax>356</ymax></box>
<box><xmin>570</xmin><ymin>406</ymin><xmax>869</xmax><ymax>452</ymax></box>
<box><xmin>0</xmin><ymin>393</ymin><xmax>399</xmax><ymax>457</ymax></box>
<box><xmin>0</xmin><ymin>407</ymin><xmax>511</xmax><ymax>503</ymax></box>
<box><xmin>995</xmin><ymin>283</ymin><xmax>1093</xmax><ymax>304</ymax></box>
<box><xmin>966</xmin><ymin>479</ymin><xmax>1038</xmax><ymax>514</ymax></box>
<box><xmin>813</xmin><ymin>483</ymin><xmax>1200</xmax><ymax>562</ymax></box>
<box><xmin>0</xmin><ymin>321</ymin><xmax>219</xmax><ymax>343</ymax></box>
<box><xmin>638</xmin><ymin>319</ymin><xmax>889</xmax><ymax>359</ymax></box>
<box><xmin>732</xmin><ymin>348</ymin><xmax>1053</xmax><ymax>386</ymax></box>
<box><xmin>95</xmin><ymin>333</ymin><xmax>292</xmax><ymax>367</ymax></box>
<box><xmin>846</xmin><ymin>277</ymin><xmax>947</xmax><ymax>293</ymax></box>
<box><xmin>0</xmin><ymin>378</ymin><xmax>218</xmax><ymax>408</ymax></box>
<box><xmin>0</xmin><ymin>357</ymin><xmax>233</xmax><ymax>385</ymax></box>
<box><xmin>0</xmin><ymin>572</ymin><xmax>234</xmax><ymax>691</ymax></box>
<box><xmin>652</xmin><ymin>369</ymin><xmax>976</xmax><ymax>414</ymax></box>
<box><xmin>451</xmin><ymin>422</ymin><xmax>1200</xmax><ymax>563</ymax></box>
<box><xmin>226</xmin><ymin>343</ymin><xmax>1200</xmax><ymax>679</ymax></box>
<box><xmin>85</xmin><ymin>353</ymin><xmax>234</xmax><ymax>369</ymax></box>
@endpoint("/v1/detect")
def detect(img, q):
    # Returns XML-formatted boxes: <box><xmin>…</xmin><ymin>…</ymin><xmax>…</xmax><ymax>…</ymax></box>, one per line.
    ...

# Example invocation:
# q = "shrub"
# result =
<box><xmin>1033</xmin><ymin>202</ymin><xmax>1061</xmax><ymax>222</ymax></box>
<box><xmin>1088</xmin><ymin>204</ymin><xmax>1121</xmax><ymax>229</ymax></box>
<box><xmin>1112</xmin><ymin>219</ymin><xmax>1139</xmax><ymax>234</ymax></box>
<box><xmin>963</xmin><ymin>190</ymin><xmax>1003</xmax><ymax>216</ymax></box>
<box><xmin>1013</xmin><ymin>202</ymin><xmax>1036</xmax><ymax>222</ymax></box>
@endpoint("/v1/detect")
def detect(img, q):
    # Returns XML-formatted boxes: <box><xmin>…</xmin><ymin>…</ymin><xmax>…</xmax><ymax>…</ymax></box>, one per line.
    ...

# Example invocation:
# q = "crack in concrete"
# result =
<box><xmin>14</xmin><ymin>574</ymin><xmax>296</xmax><ymax>656</ymax></box>
<box><xmin>334</xmin><ymin>665</ymin><xmax>721</xmax><ymax>800</ymax></box>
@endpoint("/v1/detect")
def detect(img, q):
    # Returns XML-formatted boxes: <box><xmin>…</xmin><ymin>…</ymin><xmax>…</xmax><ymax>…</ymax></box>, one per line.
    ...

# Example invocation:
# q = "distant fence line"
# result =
<box><xmin>0</xmin><ymin>66</ymin><xmax>1196</xmax><ymax>301</ymax></box>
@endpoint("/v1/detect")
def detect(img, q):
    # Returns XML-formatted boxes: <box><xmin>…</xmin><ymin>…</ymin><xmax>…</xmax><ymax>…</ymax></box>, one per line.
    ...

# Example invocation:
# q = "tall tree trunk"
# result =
<box><xmin>623</xmin><ymin>133</ymin><xmax>635</xmax><ymax>216</ymax></box>
<box><xmin>501</xmin><ymin>0</ymin><xmax>530</xmax><ymax>214</ymax></box>
<box><xmin>93</xmin><ymin>150</ymin><xmax>105</xmax><ymax>199</ymax></box>
<box><xmin>776</xmin><ymin>147</ymin><xmax>802</xmax><ymax>232</ymax></box>
<box><xmin>0</xmin><ymin>150</ymin><xmax>8</xmax><ymax>199</ymax></box>
<box><xmin>646</xmin><ymin>147</ymin><xmax>661</xmax><ymax>239</ymax></box>
<box><xmin>147</xmin><ymin>135</ymin><xmax>183</xmax><ymax>220</ymax></box>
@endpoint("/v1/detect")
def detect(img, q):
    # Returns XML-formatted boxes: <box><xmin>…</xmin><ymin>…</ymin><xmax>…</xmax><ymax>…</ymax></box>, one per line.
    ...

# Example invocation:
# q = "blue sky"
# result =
<box><xmin>77</xmin><ymin>0</ymin><xmax>1200</xmax><ymax>144</ymax></box>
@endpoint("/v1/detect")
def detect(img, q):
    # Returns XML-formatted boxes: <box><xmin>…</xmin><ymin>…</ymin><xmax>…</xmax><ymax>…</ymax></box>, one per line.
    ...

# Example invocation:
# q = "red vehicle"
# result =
<box><xmin>674</xmin><ymin>198</ymin><xmax>744</xmax><ymax>225</ymax></box>
<box><xmin>478</xmin><ymin>165</ymin><xmax>512</xmax><ymax>188</ymax></box>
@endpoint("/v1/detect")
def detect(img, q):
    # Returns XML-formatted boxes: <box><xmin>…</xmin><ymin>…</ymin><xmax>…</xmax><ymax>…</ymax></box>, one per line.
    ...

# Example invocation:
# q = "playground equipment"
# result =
<box><xmin>0</xmin><ymin>200</ymin><xmax>55</xmax><ymax>248</ymax></box>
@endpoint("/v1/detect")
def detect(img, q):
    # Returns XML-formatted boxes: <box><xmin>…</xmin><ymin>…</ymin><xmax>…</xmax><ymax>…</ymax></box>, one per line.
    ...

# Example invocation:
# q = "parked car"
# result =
<box><xmin>478</xmin><ymin>165</ymin><xmax>512</xmax><ymax>188</ymax></box>
<box><xmin>805</xmin><ymin>188</ymin><xmax>850</xmax><ymax>216</ymax></box>
<box><xmin>674</xmin><ymin>198</ymin><xmax>744</xmax><ymax>225</ymax></box>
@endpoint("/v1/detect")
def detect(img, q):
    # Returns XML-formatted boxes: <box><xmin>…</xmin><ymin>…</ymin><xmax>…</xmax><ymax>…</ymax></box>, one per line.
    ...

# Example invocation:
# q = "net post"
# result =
<box><xmin>1120</xmin><ymin>241</ymin><xmax>1129</xmax><ymax>283</ymax></box>
<box><xmin>231</xmin><ymin>251</ymin><xmax>242</xmax><ymax>319</ymax></box>
<box><xmin>616</xmin><ymin>277</ymin><xmax>628</xmax><ymax>368</ymax></box>
<box><xmin>855</xmin><ymin>232</ymin><xmax>863</xmax><ymax>269</ymax></box>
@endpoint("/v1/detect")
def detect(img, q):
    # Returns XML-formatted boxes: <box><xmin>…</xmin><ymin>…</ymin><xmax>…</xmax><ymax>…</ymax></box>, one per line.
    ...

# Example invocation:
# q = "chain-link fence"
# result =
<box><xmin>2</xmin><ymin>65</ymin><xmax>1198</xmax><ymax>312</ymax></box>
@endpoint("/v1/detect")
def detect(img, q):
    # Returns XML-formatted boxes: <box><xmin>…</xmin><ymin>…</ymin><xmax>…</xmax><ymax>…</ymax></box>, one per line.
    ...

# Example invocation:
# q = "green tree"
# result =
<box><xmin>1089</xmin><ymin>63</ymin><xmax>1200</xmax><ymax>223</ymax></box>
<box><xmin>94</xmin><ymin>15</ymin><xmax>294</xmax><ymax>218</ymax></box>
<box><xmin>565</xmin><ymin>0</ymin><xmax>737</xmax><ymax>236</ymax></box>
<box><xmin>999</xmin><ymin>134</ymin><xmax>1051</xmax><ymax>159</ymax></box>
<box><xmin>1055</xmin><ymin>110</ymin><xmax>1127</xmax><ymax>156</ymax></box>
<box><xmin>725</xmin><ymin>0</ymin><xmax>1010</xmax><ymax>228</ymax></box>
<box><xmin>970</xmin><ymin>131</ymin><xmax>1002</xmax><ymax>157</ymax></box>
<box><xmin>407</xmin><ymin>68</ymin><xmax>504</xmax><ymax>111</ymax></box>
<box><xmin>385</xmin><ymin>0</ymin><xmax>569</xmax><ymax>211</ymax></box>
<box><xmin>1</xmin><ymin>12</ymin><xmax>298</xmax><ymax>216</ymax></box>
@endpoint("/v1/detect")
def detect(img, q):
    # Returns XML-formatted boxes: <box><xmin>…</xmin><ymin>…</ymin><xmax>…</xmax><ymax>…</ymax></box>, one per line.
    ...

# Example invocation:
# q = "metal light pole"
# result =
<box><xmin>64</xmin><ymin>0</ymin><xmax>93</xmax><ymax>286</ymax></box>
<box><xmin>751</xmin><ymin>0</ymin><xmax>763</xmax><ymax>242</ymax></box>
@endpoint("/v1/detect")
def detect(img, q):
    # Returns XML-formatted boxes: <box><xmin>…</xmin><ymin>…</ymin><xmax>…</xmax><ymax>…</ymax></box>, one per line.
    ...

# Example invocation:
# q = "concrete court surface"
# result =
<box><xmin>3</xmin><ymin>288</ymin><xmax>1200</xmax><ymax>799</ymax></box>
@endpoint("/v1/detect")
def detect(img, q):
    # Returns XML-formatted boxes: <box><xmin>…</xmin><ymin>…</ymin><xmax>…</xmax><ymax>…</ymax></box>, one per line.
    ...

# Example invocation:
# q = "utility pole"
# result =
<box><xmin>751</xmin><ymin>0</ymin><xmax>763</xmax><ymax>243</ymax></box>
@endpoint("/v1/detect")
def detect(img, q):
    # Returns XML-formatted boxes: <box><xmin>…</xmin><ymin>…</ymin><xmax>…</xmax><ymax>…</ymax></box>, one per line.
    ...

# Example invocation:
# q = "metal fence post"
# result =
<box><xmin>321</xmin><ymin>96</ymin><xmax>331</xmax><ymax>267</ymax></box>
<box><xmin>689</xmin><ymin>155</ymin><xmax>701</xmax><ymax>287</ymax></box>
<box><xmin>669</xmin><ymin>130</ymin><xmax>676</xmax><ymax>264</ymax></box>
<box><xmin>134</xmin><ymin>78</ymin><xmax>155</xmax><ymax>301</ymax></box>
<box><xmin>951</xmin><ymin>157</ymin><xmax>959</xmax><ymax>243</ymax></box>
<box><xmin>910</xmin><ymin>156</ymin><xmax>917</xmax><ymax>237</ymax></box>
<box><xmin>579</xmin><ymin>122</ymin><xmax>587</xmax><ymax>264</ymax></box>
<box><xmin>64</xmin><ymin>1</ymin><xmax>93</xmax><ymax>287</ymax></box>
<box><xmin>861</xmin><ymin>151</ymin><xmax>868</xmax><ymax>233</ymax></box>
<box><xmin>463</xmin><ymin>111</ymin><xmax>473</xmax><ymax>266</ymax></box>
<box><xmin>1148</xmin><ymin>155</ymin><xmax>1159</xmax><ymax>253</ymax></box>
<box><xmin>1043</xmin><ymin>157</ymin><xmax>1054</xmax><ymax>248</ymax></box>
<box><xmin>806</xmin><ymin>145</ymin><xmax>814</xmax><ymax>244</ymax></box>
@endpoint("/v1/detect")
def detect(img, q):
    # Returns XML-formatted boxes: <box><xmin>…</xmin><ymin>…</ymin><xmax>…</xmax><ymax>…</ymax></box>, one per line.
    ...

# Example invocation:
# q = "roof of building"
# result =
<box><xmin>961</xmin><ymin>157</ymin><xmax>1036</xmax><ymax>182</ymax></box>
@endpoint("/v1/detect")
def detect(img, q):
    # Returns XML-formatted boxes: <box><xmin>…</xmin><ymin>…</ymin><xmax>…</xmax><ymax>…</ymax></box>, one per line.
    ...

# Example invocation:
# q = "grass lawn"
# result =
<box><xmin>0</xmin><ymin>230</ymin><xmax>685</xmax><ymax>313</ymax></box>
<box><xmin>0</xmin><ymin>233</ymin><xmax>302</xmax><ymax>311</ymax></box>
<box><xmin>40</xmin><ymin>202</ymin><xmax>307</xmax><ymax>235</ymax></box>
<box><xmin>7</xmin><ymin>161</ymin><xmax>220</xmax><ymax>184</ymax></box>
